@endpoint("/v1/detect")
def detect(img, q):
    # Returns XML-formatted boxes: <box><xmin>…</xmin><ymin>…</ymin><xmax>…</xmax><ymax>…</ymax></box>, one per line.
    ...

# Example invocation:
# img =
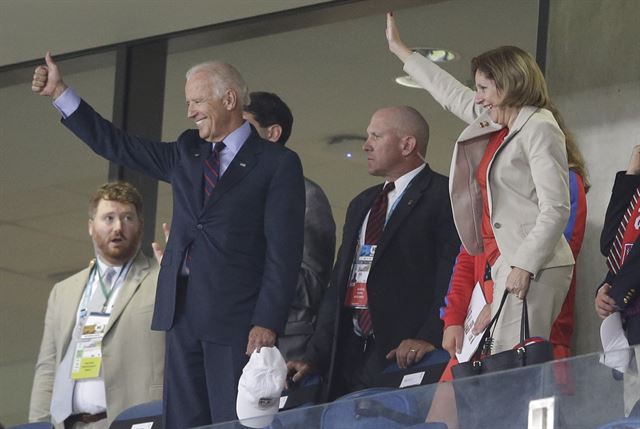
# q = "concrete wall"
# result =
<box><xmin>546</xmin><ymin>0</ymin><xmax>640</xmax><ymax>354</ymax></box>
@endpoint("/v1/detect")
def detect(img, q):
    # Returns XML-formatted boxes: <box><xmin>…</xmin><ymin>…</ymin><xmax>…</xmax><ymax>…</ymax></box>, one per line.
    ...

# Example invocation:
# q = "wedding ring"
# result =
<box><xmin>409</xmin><ymin>349</ymin><xmax>416</xmax><ymax>353</ymax></box>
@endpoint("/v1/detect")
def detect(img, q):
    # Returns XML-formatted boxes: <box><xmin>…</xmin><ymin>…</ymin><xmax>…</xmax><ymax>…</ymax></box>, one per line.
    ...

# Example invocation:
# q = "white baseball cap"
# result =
<box><xmin>236</xmin><ymin>346</ymin><xmax>287</xmax><ymax>428</ymax></box>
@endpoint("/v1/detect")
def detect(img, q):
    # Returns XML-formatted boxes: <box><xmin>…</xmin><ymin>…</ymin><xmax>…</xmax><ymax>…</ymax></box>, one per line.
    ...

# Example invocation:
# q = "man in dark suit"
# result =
<box><xmin>243</xmin><ymin>91</ymin><xmax>336</xmax><ymax>361</ymax></box>
<box><xmin>32</xmin><ymin>54</ymin><xmax>305</xmax><ymax>428</ymax></box>
<box><xmin>287</xmin><ymin>106</ymin><xmax>460</xmax><ymax>399</ymax></box>
<box><xmin>595</xmin><ymin>145</ymin><xmax>640</xmax><ymax>416</ymax></box>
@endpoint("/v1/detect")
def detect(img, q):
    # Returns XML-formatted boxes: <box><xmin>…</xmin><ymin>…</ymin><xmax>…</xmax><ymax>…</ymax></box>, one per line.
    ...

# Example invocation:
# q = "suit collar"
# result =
<box><xmin>458</xmin><ymin>106</ymin><xmax>539</xmax><ymax>143</ymax></box>
<box><xmin>339</xmin><ymin>165</ymin><xmax>435</xmax><ymax>285</ymax></box>
<box><xmin>373</xmin><ymin>165</ymin><xmax>434</xmax><ymax>265</ymax></box>
<box><xmin>59</xmin><ymin>253</ymin><xmax>151</xmax><ymax>350</ymax></box>
<box><xmin>508</xmin><ymin>105</ymin><xmax>539</xmax><ymax>136</ymax></box>
<box><xmin>202</xmin><ymin>131</ymin><xmax>263</xmax><ymax>210</ymax></box>
<box><xmin>458</xmin><ymin>111</ymin><xmax>502</xmax><ymax>142</ymax></box>
<box><xmin>104</xmin><ymin>251</ymin><xmax>151</xmax><ymax>335</ymax></box>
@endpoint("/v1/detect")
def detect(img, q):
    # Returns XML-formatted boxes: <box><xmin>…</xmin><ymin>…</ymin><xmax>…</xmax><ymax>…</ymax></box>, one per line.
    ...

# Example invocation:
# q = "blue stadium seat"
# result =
<box><xmin>268</xmin><ymin>374</ymin><xmax>323</xmax><ymax>429</ymax></box>
<box><xmin>596</xmin><ymin>417</ymin><xmax>640</xmax><ymax>429</ymax></box>
<box><xmin>320</xmin><ymin>387</ymin><xmax>424</xmax><ymax>429</ymax></box>
<box><xmin>279</xmin><ymin>374</ymin><xmax>322</xmax><ymax>410</ymax></box>
<box><xmin>379</xmin><ymin>348</ymin><xmax>450</xmax><ymax>388</ymax></box>
<box><xmin>108</xmin><ymin>400</ymin><xmax>162</xmax><ymax>429</ymax></box>
<box><xmin>7</xmin><ymin>423</ymin><xmax>54</xmax><ymax>429</ymax></box>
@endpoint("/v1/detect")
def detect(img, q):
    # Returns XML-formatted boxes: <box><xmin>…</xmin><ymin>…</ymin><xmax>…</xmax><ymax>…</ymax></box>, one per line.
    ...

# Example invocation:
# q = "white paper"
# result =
<box><xmin>399</xmin><ymin>371</ymin><xmax>425</xmax><ymax>388</ymax></box>
<box><xmin>131</xmin><ymin>423</ymin><xmax>154</xmax><ymax>429</ymax></box>
<box><xmin>599</xmin><ymin>312</ymin><xmax>632</xmax><ymax>373</ymax></box>
<box><xmin>278</xmin><ymin>395</ymin><xmax>288</xmax><ymax>410</ymax></box>
<box><xmin>456</xmin><ymin>282</ymin><xmax>487</xmax><ymax>363</ymax></box>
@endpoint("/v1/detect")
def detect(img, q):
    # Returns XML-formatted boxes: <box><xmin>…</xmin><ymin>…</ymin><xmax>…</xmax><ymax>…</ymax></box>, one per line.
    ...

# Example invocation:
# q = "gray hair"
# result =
<box><xmin>185</xmin><ymin>61</ymin><xmax>249</xmax><ymax>107</ymax></box>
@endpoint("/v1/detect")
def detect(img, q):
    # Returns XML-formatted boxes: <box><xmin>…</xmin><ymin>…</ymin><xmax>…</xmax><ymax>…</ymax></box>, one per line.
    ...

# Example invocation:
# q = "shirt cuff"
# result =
<box><xmin>53</xmin><ymin>87</ymin><xmax>81</xmax><ymax>119</ymax></box>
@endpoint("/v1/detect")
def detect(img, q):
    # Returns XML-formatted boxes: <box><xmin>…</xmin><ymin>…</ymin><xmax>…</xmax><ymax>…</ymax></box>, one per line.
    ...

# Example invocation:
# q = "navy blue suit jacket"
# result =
<box><xmin>601</xmin><ymin>171</ymin><xmax>640</xmax><ymax>345</ymax></box>
<box><xmin>63</xmin><ymin>100</ymin><xmax>305</xmax><ymax>344</ymax></box>
<box><xmin>304</xmin><ymin>165</ymin><xmax>460</xmax><ymax>398</ymax></box>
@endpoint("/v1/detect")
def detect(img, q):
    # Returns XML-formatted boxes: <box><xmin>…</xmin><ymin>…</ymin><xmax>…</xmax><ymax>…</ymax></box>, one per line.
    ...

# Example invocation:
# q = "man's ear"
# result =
<box><xmin>88</xmin><ymin>219</ymin><xmax>94</xmax><ymax>237</ymax></box>
<box><xmin>401</xmin><ymin>136</ymin><xmax>417</xmax><ymax>156</ymax></box>
<box><xmin>268</xmin><ymin>124</ymin><xmax>283</xmax><ymax>143</ymax></box>
<box><xmin>223</xmin><ymin>89</ymin><xmax>237</xmax><ymax>110</ymax></box>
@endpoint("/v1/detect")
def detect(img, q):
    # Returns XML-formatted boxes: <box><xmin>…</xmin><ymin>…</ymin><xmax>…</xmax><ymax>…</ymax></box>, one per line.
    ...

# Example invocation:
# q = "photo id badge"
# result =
<box><xmin>71</xmin><ymin>312</ymin><xmax>108</xmax><ymax>380</ymax></box>
<box><xmin>344</xmin><ymin>244</ymin><xmax>376</xmax><ymax>308</ymax></box>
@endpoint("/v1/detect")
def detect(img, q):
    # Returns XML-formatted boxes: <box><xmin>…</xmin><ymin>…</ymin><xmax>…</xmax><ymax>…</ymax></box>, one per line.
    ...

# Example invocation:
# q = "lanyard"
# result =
<box><xmin>96</xmin><ymin>265</ymin><xmax>115</xmax><ymax>303</ymax></box>
<box><xmin>385</xmin><ymin>187</ymin><xmax>405</xmax><ymax>224</ymax></box>
<box><xmin>78</xmin><ymin>259</ymin><xmax>132</xmax><ymax>317</ymax></box>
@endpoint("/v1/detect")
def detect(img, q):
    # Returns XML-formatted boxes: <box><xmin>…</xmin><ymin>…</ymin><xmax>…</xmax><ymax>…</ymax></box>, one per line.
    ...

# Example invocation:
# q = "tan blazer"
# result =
<box><xmin>29</xmin><ymin>252</ymin><xmax>164</xmax><ymax>428</ymax></box>
<box><xmin>404</xmin><ymin>52</ymin><xmax>574</xmax><ymax>276</ymax></box>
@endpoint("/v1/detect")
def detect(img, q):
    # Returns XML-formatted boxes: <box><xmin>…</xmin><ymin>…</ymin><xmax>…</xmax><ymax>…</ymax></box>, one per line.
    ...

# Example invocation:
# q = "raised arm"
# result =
<box><xmin>386</xmin><ymin>14</ymin><xmax>481</xmax><ymax>124</ymax></box>
<box><xmin>386</xmin><ymin>12</ymin><xmax>413</xmax><ymax>63</ymax></box>
<box><xmin>32</xmin><ymin>52</ymin><xmax>178</xmax><ymax>182</ymax></box>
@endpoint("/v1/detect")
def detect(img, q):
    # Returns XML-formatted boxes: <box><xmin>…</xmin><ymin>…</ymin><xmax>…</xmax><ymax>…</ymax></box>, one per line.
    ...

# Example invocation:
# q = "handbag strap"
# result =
<box><xmin>474</xmin><ymin>290</ymin><xmax>532</xmax><ymax>360</ymax></box>
<box><xmin>520</xmin><ymin>297</ymin><xmax>530</xmax><ymax>343</ymax></box>
<box><xmin>471</xmin><ymin>290</ymin><xmax>509</xmax><ymax>361</ymax></box>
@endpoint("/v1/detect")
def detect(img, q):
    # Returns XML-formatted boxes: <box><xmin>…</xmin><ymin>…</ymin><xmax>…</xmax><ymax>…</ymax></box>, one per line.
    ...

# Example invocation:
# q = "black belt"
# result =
<box><xmin>65</xmin><ymin>411</ymin><xmax>107</xmax><ymax>427</ymax></box>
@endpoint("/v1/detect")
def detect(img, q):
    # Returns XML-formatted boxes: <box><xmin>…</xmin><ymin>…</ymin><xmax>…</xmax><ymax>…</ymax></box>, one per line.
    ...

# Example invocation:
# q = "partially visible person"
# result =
<box><xmin>29</xmin><ymin>182</ymin><xmax>163</xmax><ymax>429</ymax></box>
<box><xmin>550</xmin><ymin>166</ymin><xmax>588</xmax><ymax>359</ymax></box>
<box><xmin>596</xmin><ymin>145</ymin><xmax>640</xmax><ymax>416</ymax></box>
<box><xmin>387</xmin><ymin>13</ymin><xmax>574</xmax><ymax>355</ymax></box>
<box><xmin>244</xmin><ymin>91</ymin><xmax>336</xmax><ymax>361</ymax></box>
<box><xmin>31</xmin><ymin>53</ymin><xmax>305</xmax><ymax>428</ymax></box>
<box><xmin>287</xmin><ymin>106</ymin><xmax>460</xmax><ymax>400</ymax></box>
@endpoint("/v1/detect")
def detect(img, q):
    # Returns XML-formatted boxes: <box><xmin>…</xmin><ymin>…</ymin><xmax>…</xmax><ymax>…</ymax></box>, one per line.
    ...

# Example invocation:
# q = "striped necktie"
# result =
<box><xmin>357</xmin><ymin>181</ymin><xmax>395</xmax><ymax>337</ymax></box>
<box><xmin>203</xmin><ymin>142</ymin><xmax>225</xmax><ymax>203</ymax></box>
<box><xmin>607</xmin><ymin>186</ymin><xmax>640</xmax><ymax>274</ymax></box>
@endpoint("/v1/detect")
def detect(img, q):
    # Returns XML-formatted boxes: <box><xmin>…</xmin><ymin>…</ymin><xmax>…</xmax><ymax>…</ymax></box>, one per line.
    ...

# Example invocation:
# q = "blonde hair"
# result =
<box><xmin>471</xmin><ymin>46</ymin><xmax>550</xmax><ymax>109</ymax></box>
<box><xmin>472</xmin><ymin>46</ymin><xmax>589</xmax><ymax>191</ymax></box>
<box><xmin>547</xmin><ymin>105</ymin><xmax>590</xmax><ymax>191</ymax></box>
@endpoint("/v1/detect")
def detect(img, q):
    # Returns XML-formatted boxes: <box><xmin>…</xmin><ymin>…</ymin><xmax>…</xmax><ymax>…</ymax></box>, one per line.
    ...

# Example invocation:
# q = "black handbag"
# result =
<box><xmin>452</xmin><ymin>290</ymin><xmax>554</xmax><ymax>379</ymax></box>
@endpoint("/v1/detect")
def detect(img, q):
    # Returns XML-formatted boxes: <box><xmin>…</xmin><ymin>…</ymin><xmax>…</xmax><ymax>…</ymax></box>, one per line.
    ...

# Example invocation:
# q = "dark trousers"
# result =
<box><xmin>331</xmin><ymin>325</ymin><xmax>387</xmax><ymax>400</ymax></box>
<box><xmin>162</xmin><ymin>276</ymin><xmax>248</xmax><ymax>429</ymax></box>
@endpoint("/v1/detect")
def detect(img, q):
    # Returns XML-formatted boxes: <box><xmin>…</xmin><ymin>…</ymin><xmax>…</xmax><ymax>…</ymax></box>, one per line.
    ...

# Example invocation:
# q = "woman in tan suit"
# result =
<box><xmin>386</xmin><ymin>13</ymin><xmax>574</xmax><ymax>354</ymax></box>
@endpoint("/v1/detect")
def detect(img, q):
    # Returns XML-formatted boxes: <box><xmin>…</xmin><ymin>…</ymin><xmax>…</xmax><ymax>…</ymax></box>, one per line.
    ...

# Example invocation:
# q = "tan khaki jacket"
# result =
<box><xmin>404</xmin><ymin>52</ymin><xmax>574</xmax><ymax>276</ymax></box>
<box><xmin>29</xmin><ymin>252</ymin><xmax>164</xmax><ymax>428</ymax></box>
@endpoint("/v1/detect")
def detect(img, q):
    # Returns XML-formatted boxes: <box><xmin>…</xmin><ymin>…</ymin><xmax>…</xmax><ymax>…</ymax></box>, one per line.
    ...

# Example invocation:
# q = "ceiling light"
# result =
<box><xmin>395</xmin><ymin>47</ymin><xmax>459</xmax><ymax>89</ymax></box>
<box><xmin>326</xmin><ymin>134</ymin><xmax>366</xmax><ymax>145</ymax></box>
<box><xmin>394</xmin><ymin>75</ymin><xmax>423</xmax><ymax>89</ymax></box>
<box><xmin>413</xmin><ymin>47</ymin><xmax>458</xmax><ymax>62</ymax></box>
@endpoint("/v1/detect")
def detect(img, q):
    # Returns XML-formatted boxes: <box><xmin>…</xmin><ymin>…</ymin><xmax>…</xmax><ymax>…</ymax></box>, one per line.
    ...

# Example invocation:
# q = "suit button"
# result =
<box><xmin>196</xmin><ymin>224</ymin><xmax>203</xmax><ymax>230</ymax></box>
<box><xmin>493</xmin><ymin>222</ymin><xmax>502</xmax><ymax>229</ymax></box>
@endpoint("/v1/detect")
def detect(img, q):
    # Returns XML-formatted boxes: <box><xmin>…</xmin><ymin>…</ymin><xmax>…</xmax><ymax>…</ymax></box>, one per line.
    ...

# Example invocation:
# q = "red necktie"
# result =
<box><xmin>357</xmin><ymin>181</ymin><xmax>395</xmax><ymax>336</ymax></box>
<box><xmin>203</xmin><ymin>142</ymin><xmax>225</xmax><ymax>203</ymax></box>
<box><xmin>607</xmin><ymin>187</ymin><xmax>640</xmax><ymax>274</ymax></box>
